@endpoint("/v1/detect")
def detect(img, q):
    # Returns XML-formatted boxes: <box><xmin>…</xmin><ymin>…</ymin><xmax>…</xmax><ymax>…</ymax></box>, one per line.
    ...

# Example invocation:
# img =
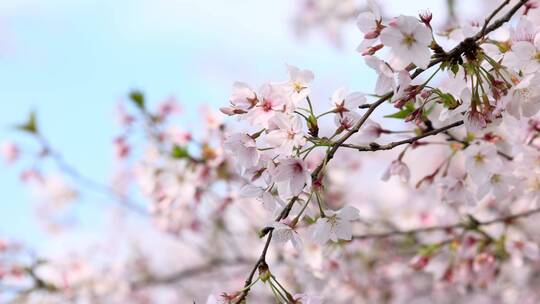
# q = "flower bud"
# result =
<box><xmin>419</xmin><ymin>10</ymin><xmax>432</xmax><ymax>28</ymax></box>
<box><xmin>410</xmin><ymin>254</ymin><xmax>431</xmax><ymax>270</ymax></box>
<box><xmin>258</xmin><ymin>263</ymin><xmax>271</xmax><ymax>283</ymax></box>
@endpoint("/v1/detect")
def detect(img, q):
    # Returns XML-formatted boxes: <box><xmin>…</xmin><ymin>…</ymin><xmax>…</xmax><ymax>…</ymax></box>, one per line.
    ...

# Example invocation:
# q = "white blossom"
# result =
<box><xmin>311</xmin><ymin>206</ymin><xmax>360</xmax><ymax>244</ymax></box>
<box><xmin>379</xmin><ymin>15</ymin><xmax>432</xmax><ymax>70</ymax></box>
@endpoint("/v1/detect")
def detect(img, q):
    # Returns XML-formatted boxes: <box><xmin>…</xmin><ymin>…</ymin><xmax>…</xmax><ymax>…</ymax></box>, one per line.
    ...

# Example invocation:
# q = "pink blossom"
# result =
<box><xmin>113</xmin><ymin>137</ymin><xmax>130</xmax><ymax>159</ymax></box>
<box><xmin>265</xmin><ymin>114</ymin><xmax>306</xmax><ymax>156</ymax></box>
<box><xmin>381</xmin><ymin>160</ymin><xmax>410</xmax><ymax>183</ymax></box>
<box><xmin>157</xmin><ymin>97</ymin><xmax>181</xmax><ymax>119</ymax></box>
<box><xmin>272</xmin><ymin>158</ymin><xmax>311</xmax><ymax>196</ymax></box>
<box><xmin>246</xmin><ymin>83</ymin><xmax>288</xmax><ymax>127</ymax></box>
<box><xmin>1</xmin><ymin>141</ymin><xmax>19</xmax><ymax>164</ymax></box>
<box><xmin>220</xmin><ymin>82</ymin><xmax>257</xmax><ymax>115</ymax></box>
<box><xmin>224</xmin><ymin>133</ymin><xmax>259</xmax><ymax>169</ymax></box>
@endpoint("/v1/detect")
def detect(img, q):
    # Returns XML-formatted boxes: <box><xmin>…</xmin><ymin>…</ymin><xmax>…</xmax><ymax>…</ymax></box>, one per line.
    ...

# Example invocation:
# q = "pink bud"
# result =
<box><xmin>364</xmin><ymin>30</ymin><xmax>380</xmax><ymax>40</ymax></box>
<box><xmin>361</xmin><ymin>44</ymin><xmax>384</xmax><ymax>56</ymax></box>
<box><xmin>157</xmin><ymin>97</ymin><xmax>181</xmax><ymax>119</ymax></box>
<box><xmin>219</xmin><ymin>107</ymin><xmax>235</xmax><ymax>115</ymax></box>
<box><xmin>1</xmin><ymin>141</ymin><xmax>19</xmax><ymax>165</ymax></box>
<box><xmin>524</xmin><ymin>1</ymin><xmax>538</xmax><ymax>15</ymax></box>
<box><xmin>442</xmin><ymin>266</ymin><xmax>454</xmax><ymax>282</ymax></box>
<box><xmin>113</xmin><ymin>137</ymin><xmax>130</xmax><ymax>159</ymax></box>
<box><xmin>410</xmin><ymin>255</ymin><xmax>430</xmax><ymax>270</ymax></box>
<box><xmin>115</xmin><ymin>103</ymin><xmax>135</xmax><ymax>126</ymax></box>
<box><xmin>419</xmin><ymin>10</ymin><xmax>433</xmax><ymax>28</ymax></box>
<box><xmin>20</xmin><ymin>169</ymin><xmax>42</xmax><ymax>183</ymax></box>
<box><xmin>382</xmin><ymin>160</ymin><xmax>410</xmax><ymax>183</ymax></box>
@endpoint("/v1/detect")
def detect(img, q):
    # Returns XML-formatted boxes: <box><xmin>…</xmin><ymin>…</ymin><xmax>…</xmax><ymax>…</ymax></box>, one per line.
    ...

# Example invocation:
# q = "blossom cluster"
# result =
<box><xmin>4</xmin><ymin>0</ymin><xmax>540</xmax><ymax>303</ymax></box>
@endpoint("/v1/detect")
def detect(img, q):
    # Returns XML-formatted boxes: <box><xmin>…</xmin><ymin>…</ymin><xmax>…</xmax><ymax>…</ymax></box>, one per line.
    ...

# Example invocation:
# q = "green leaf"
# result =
<box><xmin>440</xmin><ymin>61</ymin><xmax>448</xmax><ymax>71</ymax></box>
<box><xmin>15</xmin><ymin>111</ymin><xmax>39</xmax><ymax>134</ymax></box>
<box><xmin>463</xmin><ymin>63</ymin><xmax>476</xmax><ymax>75</ymax></box>
<box><xmin>171</xmin><ymin>145</ymin><xmax>189</xmax><ymax>159</ymax></box>
<box><xmin>493</xmin><ymin>236</ymin><xmax>509</xmax><ymax>260</ymax></box>
<box><xmin>384</xmin><ymin>101</ymin><xmax>415</xmax><ymax>119</ymax></box>
<box><xmin>450</xmin><ymin>64</ymin><xmax>459</xmax><ymax>75</ymax></box>
<box><xmin>129</xmin><ymin>90</ymin><xmax>145</xmax><ymax>110</ymax></box>
<box><xmin>418</xmin><ymin>243</ymin><xmax>442</xmax><ymax>257</ymax></box>
<box><xmin>439</xmin><ymin>93</ymin><xmax>459</xmax><ymax>109</ymax></box>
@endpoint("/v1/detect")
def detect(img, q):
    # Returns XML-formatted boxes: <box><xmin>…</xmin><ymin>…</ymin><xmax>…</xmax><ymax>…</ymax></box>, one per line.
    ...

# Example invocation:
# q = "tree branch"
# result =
<box><xmin>479</xmin><ymin>0</ymin><xmax>511</xmax><ymax>38</ymax></box>
<box><xmin>475</xmin><ymin>0</ymin><xmax>527</xmax><ymax>40</ymax></box>
<box><xmin>132</xmin><ymin>257</ymin><xmax>255</xmax><ymax>288</ymax></box>
<box><xmin>334</xmin><ymin>120</ymin><xmax>464</xmax><ymax>152</ymax></box>
<box><xmin>353</xmin><ymin>206</ymin><xmax>540</xmax><ymax>241</ymax></box>
<box><xmin>234</xmin><ymin>231</ymin><xmax>274</xmax><ymax>303</ymax></box>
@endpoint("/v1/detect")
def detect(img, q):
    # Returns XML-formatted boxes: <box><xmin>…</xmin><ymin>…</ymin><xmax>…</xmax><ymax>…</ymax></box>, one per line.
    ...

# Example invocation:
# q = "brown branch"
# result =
<box><xmin>37</xmin><ymin>135</ymin><xmax>148</xmax><ymax>216</ymax></box>
<box><xmin>312</xmin><ymin>92</ymin><xmax>393</xmax><ymax>179</ymax></box>
<box><xmin>233</xmin><ymin>231</ymin><xmax>274</xmax><ymax>303</ymax></box>
<box><xmin>132</xmin><ymin>257</ymin><xmax>255</xmax><ymax>288</ymax></box>
<box><xmin>233</xmin><ymin>194</ymin><xmax>301</xmax><ymax>302</ymax></box>
<box><xmin>353</xmin><ymin>206</ymin><xmax>540</xmax><ymax>241</ymax></box>
<box><xmin>480</xmin><ymin>206</ymin><xmax>540</xmax><ymax>225</ymax></box>
<box><xmin>475</xmin><ymin>0</ymin><xmax>527</xmax><ymax>40</ymax></box>
<box><xmin>411</xmin><ymin>0</ymin><xmax>527</xmax><ymax>79</ymax></box>
<box><xmin>353</xmin><ymin>223</ymin><xmax>464</xmax><ymax>240</ymax></box>
<box><xmin>335</xmin><ymin>120</ymin><xmax>464</xmax><ymax>152</ymax></box>
<box><xmin>479</xmin><ymin>0</ymin><xmax>511</xmax><ymax>38</ymax></box>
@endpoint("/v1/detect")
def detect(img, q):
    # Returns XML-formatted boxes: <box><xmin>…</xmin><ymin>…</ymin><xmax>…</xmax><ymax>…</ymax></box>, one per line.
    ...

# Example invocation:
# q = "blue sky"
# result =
<box><xmin>0</xmin><ymin>0</ymin><xmax>458</xmax><ymax>248</ymax></box>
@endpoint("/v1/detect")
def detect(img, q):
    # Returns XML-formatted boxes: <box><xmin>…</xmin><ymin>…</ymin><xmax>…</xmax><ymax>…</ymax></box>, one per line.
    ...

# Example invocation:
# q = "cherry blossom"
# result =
<box><xmin>272</xmin><ymin>158</ymin><xmax>312</xmax><ymax>197</ymax></box>
<box><xmin>292</xmin><ymin>293</ymin><xmax>324</xmax><ymax>304</ymax></box>
<box><xmin>223</xmin><ymin>133</ymin><xmax>259</xmax><ymax>169</ymax></box>
<box><xmin>0</xmin><ymin>141</ymin><xmax>19</xmax><ymax>164</ymax></box>
<box><xmin>220</xmin><ymin>81</ymin><xmax>257</xmax><ymax>115</ymax></box>
<box><xmin>504</xmin><ymin>73</ymin><xmax>540</xmax><ymax>118</ymax></box>
<box><xmin>331</xmin><ymin>87</ymin><xmax>366</xmax><ymax>113</ymax></box>
<box><xmin>311</xmin><ymin>206</ymin><xmax>359</xmax><ymax>244</ymax></box>
<box><xmin>381</xmin><ymin>159</ymin><xmax>411</xmax><ymax>183</ymax></box>
<box><xmin>355</xmin><ymin>0</ymin><xmax>382</xmax><ymax>51</ymax></box>
<box><xmin>464</xmin><ymin>143</ymin><xmax>503</xmax><ymax>184</ymax></box>
<box><xmin>379</xmin><ymin>15</ymin><xmax>432</xmax><ymax>70</ymax></box>
<box><xmin>271</xmin><ymin>221</ymin><xmax>303</xmax><ymax>251</ymax></box>
<box><xmin>265</xmin><ymin>114</ymin><xmax>306</xmax><ymax>155</ymax></box>
<box><xmin>287</xmin><ymin>64</ymin><xmax>314</xmax><ymax>102</ymax></box>
<box><xmin>246</xmin><ymin>83</ymin><xmax>288</xmax><ymax>127</ymax></box>
<box><xmin>364</xmin><ymin>55</ymin><xmax>395</xmax><ymax>95</ymax></box>
<box><xmin>503</xmin><ymin>32</ymin><xmax>540</xmax><ymax>75</ymax></box>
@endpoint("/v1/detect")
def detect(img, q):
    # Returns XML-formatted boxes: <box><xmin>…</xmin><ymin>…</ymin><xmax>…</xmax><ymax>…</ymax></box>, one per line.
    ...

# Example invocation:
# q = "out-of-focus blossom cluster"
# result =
<box><xmin>293</xmin><ymin>0</ymin><xmax>364</xmax><ymax>46</ymax></box>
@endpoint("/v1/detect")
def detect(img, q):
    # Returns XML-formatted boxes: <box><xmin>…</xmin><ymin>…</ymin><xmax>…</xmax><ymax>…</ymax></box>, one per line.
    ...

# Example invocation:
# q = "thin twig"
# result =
<box><xmin>475</xmin><ymin>0</ymin><xmax>527</xmax><ymax>40</ymax></box>
<box><xmin>479</xmin><ymin>0</ymin><xmax>511</xmax><ymax>37</ymax></box>
<box><xmin>132</xmin><ymin>257</ymin><xmax>255</xmax><ymax>287</ymax></box>
<box><xmin>353</xmin><ymin>206</ymin><xmax>540</xmax><ymax>240</ymax></box>
<box><xmin>335</xmin><ymin>121</ymin><xmax>464</xmax><ymax>152</ymax></box>
<box><xmin>38</xmin><ymin>135</ymin><xmax>147</xmax><ymax>215</ymax></box>
<box><xmin>234</xmin><ymin>231</ymin><xmax>274</xmax><ymax>303</ymax></box>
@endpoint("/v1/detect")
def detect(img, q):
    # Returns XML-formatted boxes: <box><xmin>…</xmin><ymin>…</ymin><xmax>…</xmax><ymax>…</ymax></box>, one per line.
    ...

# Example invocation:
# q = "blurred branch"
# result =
<box><xmin>132</xmin><ymin>257</ymin><xmax>256</xmax><ymax>288</ymax></box>
<box><xmin>353</xmin><ymin>206</ymin><xmax>540</xmax><ymax>240</ymax></box>
<box><xmin>37</xmin><ymin>135</ymin><xmax>148</xmax><ymax>216</ymax></box>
